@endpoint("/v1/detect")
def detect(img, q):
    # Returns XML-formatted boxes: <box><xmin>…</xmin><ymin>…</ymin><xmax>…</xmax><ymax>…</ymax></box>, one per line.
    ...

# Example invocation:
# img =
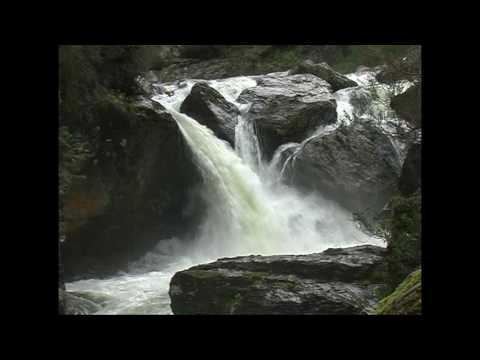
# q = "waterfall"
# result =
<box><xmin>66</xmin><ymin>73</ymin><xmax>390</xmax><ymax>315</ymax></box>
<box><xmin>155</xmin><ymin>76</ymin><xmax>380</xmax><ymax>259</ymax></box>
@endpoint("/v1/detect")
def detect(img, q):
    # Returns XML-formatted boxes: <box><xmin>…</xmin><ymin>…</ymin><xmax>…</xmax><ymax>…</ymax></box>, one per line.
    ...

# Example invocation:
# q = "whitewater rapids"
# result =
<box><xmin>66</xmin><ymin>70</ymin><xmax>400</xmax><ymax>315</ymax></box>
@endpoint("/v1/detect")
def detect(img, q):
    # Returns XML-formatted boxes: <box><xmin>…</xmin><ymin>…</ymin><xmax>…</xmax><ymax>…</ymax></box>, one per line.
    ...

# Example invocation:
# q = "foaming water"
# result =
<box><xmin>66</xmin><ymin>73</ymin><xmax>389</xmax><ymax>315</ymax></box>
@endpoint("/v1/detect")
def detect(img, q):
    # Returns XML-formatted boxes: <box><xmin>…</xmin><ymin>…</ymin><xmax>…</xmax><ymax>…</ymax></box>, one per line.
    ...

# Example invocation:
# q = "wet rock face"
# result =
<box><xmin>398</xmin><ymin>142</ymin><xmax>421</xmax><ymax>196</ymax></box>
<box><xmin>290</xmin><ymin>60</ymin><xmax>358</xmax><ymax>92</ymax></box>
<box><xmin>62</xmin><ymin>98</ymin><xmax>203</xmax><ymax>280</ymax></box>
<box><xmin>180</xmin><ymin>82</ymin><xmax>240</xmax><ymax>146</ymax></box>
<box><xmin>169</xmin><ymin>245</ymin><xmax>388</xmax><ymax>315</ymax></box>
<box><xmin>238</xmin><ymin>73</ymin><xmax>337</xmax><ymax>160</ymax></box>
<box><xmin>290</xmin><ymin>121</ymin><xmax>402</xmax><ymax>214</ymax></box>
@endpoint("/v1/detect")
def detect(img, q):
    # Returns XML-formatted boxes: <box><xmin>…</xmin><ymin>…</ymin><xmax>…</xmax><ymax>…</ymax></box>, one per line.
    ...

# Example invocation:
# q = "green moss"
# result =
<box><xmin>188</xmin><ymin>269</ymin><xmax>224</xmax><ymax>280</ymax></box>
<box><xmin>225</xmin><ymin>293</ymin><xmax>243</xmax><ymax>314</ymax></box>
<box><xmin>384</xmin><ymin>193</ymin><xmax>421</xmax><ymax>290</ymax></box>
<box><xmin>245</xmin><ymin>271</ymin><xmax>269</xmax><ymax>281</ymax></box>
<box><xmin>373</xmin><ymin>269</ymin><xmax>421</xmax><ymax>315</ymax></box>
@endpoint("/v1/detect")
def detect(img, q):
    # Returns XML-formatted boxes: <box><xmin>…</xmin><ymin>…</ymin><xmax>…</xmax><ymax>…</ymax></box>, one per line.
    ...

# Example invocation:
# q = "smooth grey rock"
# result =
<box><xmin>290</xmin><ymin>120</ymin><xmax>402</xmax><ymax>213</ymax></box>
<box><xmin>181</xmin><ymin>82</ymin><xmax>240</xmax><ymax>145</ymax></box>
<box><xmin>238</xmin><ymin>73</ymin><xmax>337</xmax><ymax>160</ymax></box>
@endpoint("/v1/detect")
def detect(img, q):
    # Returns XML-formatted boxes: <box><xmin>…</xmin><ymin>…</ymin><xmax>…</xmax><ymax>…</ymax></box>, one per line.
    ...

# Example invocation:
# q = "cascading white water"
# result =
<box><xmin>66</xmin><ymin>71</ymin><xmax>394</xmax><ymax>315</ymax></box>
<box><xmin>271</xmin><ymin>68</ymin><xmax>415</xmax><ymax>181</ymax></box>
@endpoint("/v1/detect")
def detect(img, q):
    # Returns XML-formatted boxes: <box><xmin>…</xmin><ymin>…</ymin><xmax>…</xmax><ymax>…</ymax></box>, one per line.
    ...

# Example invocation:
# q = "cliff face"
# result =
<box><xmin>61</xmin><ymin>96</ymin><xmax>204</xmax><ymax>280</ymax></box>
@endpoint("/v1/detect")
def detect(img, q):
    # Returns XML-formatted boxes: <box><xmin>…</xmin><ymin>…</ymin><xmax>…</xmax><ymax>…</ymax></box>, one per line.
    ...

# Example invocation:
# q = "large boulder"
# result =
<box><xmin>62</xmin><ymin>96</ymin><xmax>203</xmax><ymax>280</ymax></box>
<box><xmin>289</xmin><ymin>120</ymin><xmax>402</xmax><ymax>213</ymax></box>
<box><xmin>180</xmin><ymin>82</ymin><xmax>240</xmax><ymax>145</ymax></box>
<box><xmin>237</xmin><ymin>73</ymin><xmax>337</xmax><ymax>160</ymax></box>
<box><xmin>169</xmin><ymin>245</ymin><xmax>388</xmax><ymax>315</ymax></box>
<box><xmin>290</xmin><ymin>60</ymin><xmax>358</xmax><ymax>92</ymax></box>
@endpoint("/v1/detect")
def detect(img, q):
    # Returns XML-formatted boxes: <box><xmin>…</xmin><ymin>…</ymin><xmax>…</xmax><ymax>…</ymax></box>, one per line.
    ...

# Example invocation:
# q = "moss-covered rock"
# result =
<box><xmin>384</xmin><ymin>193</ymin><xmax>421</xmax><ymax>289</ymax></box>
<box><xmin>153</xmin><ymin>45</ymin><xmax>414</xmax><ymax>82</ymax></box>
<box><xmin>169</xmin><ymin>245</ymin><xmax>388</xmax><ymax>315</ymax></box>
<box><xmin>373</xmin><ymin>268</ymin><xmax>421</xmax><ymax>315</ymax></box>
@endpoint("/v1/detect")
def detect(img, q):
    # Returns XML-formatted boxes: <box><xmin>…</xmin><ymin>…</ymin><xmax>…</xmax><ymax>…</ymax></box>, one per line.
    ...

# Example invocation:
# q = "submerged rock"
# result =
<box><xmin>237</xmin><ymin>73</ymin><xmax>337</xmax><ymax>160</ymax></box>
<box><xmin>290</xmin><ymin>120</ymin><xmax>402</xmax><ymax>213</ymax></box>
<box><xmin>290</xmin><ymin>60</ymin><xmax>358</xmax><ymax>92</ymax></box>
<box><xmin>60</xmin><ymin>289</ymin><xmax>104</xmax><ymax>315</ymax></box>
<box><xmin>181</xmin><ymin>82</ymin><xmax>240</xmax><ymax>145</ymax></box>
<box><xmin>169</xmin><ymin>245</ymin><xmax>388</xmax><ymax>315</ymax></box>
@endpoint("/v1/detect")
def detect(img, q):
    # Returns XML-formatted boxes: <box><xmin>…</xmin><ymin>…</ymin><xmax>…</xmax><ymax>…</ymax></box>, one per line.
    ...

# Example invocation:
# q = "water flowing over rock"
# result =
<box><xmin>290</xmin><ymin>120</ymin><xmax>402</xmax><ymax>213</ymax></box>
<box><xmin>169</xmin><ymin>245</ymin><xmax>387</xmax><ymax>314</ymax></box>
<box><xmin>60</xmin><ymin>289</ymin><xmax>104</xmax><ymax>315</ymax></box>
<box><xmin>290</xmin><ymin>60</ymin><xmax>359</xmax><ymax>92</ymax></box>
<box><xmin>180</xmin><ymin>82</ymin><xmax>240</xmax><ymax>146</ymax></box>
<box><xmin>65</xmin><ymin>72</ymin><xmax>390</xmax><ymax>315</ymax></box>
<box><xmin>237</xmin><ymin>72</ymin><xmax>337</xmax><ymax>160</ymax></box>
